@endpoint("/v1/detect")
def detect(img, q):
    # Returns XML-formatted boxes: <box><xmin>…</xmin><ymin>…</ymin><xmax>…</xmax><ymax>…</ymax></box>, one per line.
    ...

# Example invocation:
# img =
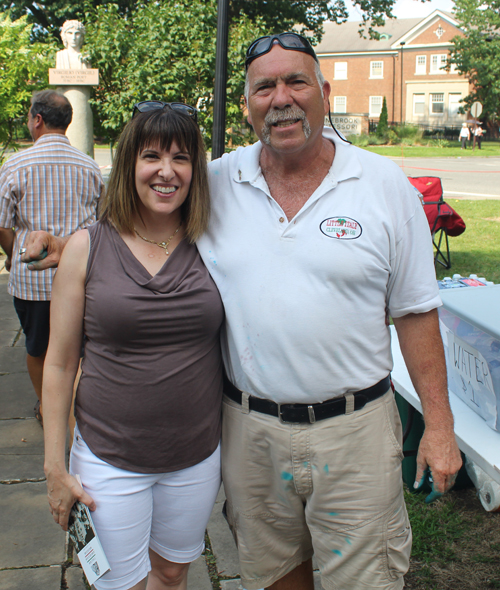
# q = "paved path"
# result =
<box><xmin>0</xmin><ymin>256</ymin><xmax>249</xmax><ymax>590</ymax></box>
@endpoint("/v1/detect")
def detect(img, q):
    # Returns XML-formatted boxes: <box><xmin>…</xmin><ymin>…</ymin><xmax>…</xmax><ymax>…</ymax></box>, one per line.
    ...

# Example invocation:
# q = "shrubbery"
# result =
<box><xmin>347</xmin><ymin>123</ymin><xmax>454</xmax><ymax>147</ymax></box>
<box><xmin>376</xmin><ymin>97</ymin><xmax>388</xmax><ymax>138</ymax></box>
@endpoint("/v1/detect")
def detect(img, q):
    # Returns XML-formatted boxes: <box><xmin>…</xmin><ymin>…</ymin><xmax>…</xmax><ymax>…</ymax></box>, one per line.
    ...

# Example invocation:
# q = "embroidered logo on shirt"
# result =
<box><xmin>320</xmin><ymin>217</ymin><xmax>362</xmax><ymax>240</ymax></box>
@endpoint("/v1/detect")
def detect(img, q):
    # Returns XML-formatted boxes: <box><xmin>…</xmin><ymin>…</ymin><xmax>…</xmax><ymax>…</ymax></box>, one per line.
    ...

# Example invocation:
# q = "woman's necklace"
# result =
<box><xmin>134</xmin><ymin>223</ymin><xmax>182</xmax><ymax>256</ymax></box>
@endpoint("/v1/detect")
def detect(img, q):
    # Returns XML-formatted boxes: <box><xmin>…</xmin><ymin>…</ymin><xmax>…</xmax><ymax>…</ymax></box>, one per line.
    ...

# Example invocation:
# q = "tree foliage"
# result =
<box><xmin>2</xmin><ymin>0</ymin><xmax>403</xmax><ymax>43</ymax></box>
<box><xmin>230</xmin><ymin>0</ymin><xmax>347</xmax><ymax>42</ymax></box>
<box><xmin>0</xmin><ymin>14</ymin><xmax>55</xmax><ymax>161</ymax></box>
<box><xmin>0</xmin><ymin>0</ymin><xmax>136</xmax><ymax>41</ymax></box>
<box><xmin>85</xmin><ymin>0</ymin><xmax>265</xmax><ymax>147</ymax></box>
<box><xmin>376</xmin><ymin>96</ymin><xmax>388</xmax><ymax>137</ymax></box>
<box><xmin>449</xmin><ymin>0</ymin><xmax>500</xmax><ymax>128</ymax></box>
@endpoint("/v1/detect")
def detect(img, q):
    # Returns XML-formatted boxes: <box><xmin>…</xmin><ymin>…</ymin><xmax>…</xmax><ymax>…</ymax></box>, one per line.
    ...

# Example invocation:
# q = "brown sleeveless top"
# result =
<box><xmin>75</xmin><ymin>221</ymin><xmax>224</xmax><ymax>473</ymax></box>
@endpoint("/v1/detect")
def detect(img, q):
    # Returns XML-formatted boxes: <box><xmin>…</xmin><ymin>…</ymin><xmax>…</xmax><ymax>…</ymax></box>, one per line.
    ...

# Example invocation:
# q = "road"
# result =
<box><xmin>386</xmin><ymin>156</ymin><xmax>500</xmax><ymax>200</ymax></box>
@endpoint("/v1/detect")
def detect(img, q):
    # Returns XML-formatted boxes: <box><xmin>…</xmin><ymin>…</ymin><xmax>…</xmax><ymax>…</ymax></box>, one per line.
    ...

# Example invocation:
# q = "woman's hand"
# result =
<box><xmin>46</xmin><ymin>469</ymin><xmax>96</xmax><ymax>531</ymax></box>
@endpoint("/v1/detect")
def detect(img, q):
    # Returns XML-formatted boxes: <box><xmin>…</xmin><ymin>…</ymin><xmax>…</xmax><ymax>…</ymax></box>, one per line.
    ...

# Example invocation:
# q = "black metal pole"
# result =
<box><xmin>400</xmin><ymin>42</ymin><xmax>405</xmax><ymax>125</ymax></box>
<box><xmin>212</xmin><ymin>0</ymin><xmax>229</xmax><ymax>160</ymax></box>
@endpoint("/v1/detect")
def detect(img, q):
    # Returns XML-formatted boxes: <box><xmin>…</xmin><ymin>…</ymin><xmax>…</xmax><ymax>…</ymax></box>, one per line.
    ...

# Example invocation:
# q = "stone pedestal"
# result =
<box><xmin>59</xmin><ymin>85</ymin><xmax>94</xmax><ymax>158</ymax></box>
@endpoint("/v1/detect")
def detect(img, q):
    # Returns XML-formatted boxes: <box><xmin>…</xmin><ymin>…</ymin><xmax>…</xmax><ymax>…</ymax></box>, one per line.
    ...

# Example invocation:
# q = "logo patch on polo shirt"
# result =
<box><xmin>320</xmin><ymin>217</ymin><xmax>362</xmax><ymax>239</ymax></box>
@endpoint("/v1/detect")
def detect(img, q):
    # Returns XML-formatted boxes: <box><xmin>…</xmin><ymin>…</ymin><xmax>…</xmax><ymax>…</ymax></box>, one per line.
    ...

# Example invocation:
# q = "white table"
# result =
<box><xmin>390</xmin><ymin>326</ymin><xmax>500</xmax><ymax>485</ymax></box>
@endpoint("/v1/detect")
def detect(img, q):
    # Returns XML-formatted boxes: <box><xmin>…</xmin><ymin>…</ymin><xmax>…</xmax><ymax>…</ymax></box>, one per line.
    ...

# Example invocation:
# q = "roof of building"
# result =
<box><xmin>315</xmin><ymin>10</ymin><xmax>458</xmax><ymax>54</ymax></box>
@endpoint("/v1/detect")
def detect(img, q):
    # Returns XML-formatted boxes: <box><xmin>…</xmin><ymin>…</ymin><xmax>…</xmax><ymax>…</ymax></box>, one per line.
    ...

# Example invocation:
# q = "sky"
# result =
<box><xmin>346</xmin><ymin>0</ymin><xmax>456</xmax><ymax>21</ymax></box>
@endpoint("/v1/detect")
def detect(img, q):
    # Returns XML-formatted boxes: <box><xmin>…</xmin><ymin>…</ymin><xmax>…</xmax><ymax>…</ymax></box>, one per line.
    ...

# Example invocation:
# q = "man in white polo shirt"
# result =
<box><xmin>21</xmin><ymin>34</ymin><xmax>462</xmax><ymax>590</ymax></box>
<box><xmin>196</xmin><ymin>33</ymin><xmax>461</xmax><ymax>590</ymax></box>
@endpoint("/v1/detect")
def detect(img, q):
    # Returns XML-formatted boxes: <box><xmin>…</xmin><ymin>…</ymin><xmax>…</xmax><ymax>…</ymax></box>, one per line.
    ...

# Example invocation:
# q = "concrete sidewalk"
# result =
<box><xmin>0</xmin><ymin>256</ymin><xmax>244</xmax><ymax>590</ymax></box>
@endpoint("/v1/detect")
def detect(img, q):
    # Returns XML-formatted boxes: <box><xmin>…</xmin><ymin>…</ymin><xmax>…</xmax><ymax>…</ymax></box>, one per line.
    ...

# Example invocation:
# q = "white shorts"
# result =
<box><xmin>70</xmin><ymin>426</ymin><xmax>221</xmax><ymax>590</ymax></box>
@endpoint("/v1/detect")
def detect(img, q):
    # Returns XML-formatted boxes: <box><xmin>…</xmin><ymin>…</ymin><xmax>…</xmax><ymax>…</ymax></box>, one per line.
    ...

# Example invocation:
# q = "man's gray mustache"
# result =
<box><xmin>261</xmin><ymin>106</ymin><xmax>311</xmax><ymax>145</ymax></box>
<box><xmin>264</xmin><ymin>107</ymin><xmax>306</xmax><ymax>126</ymax></box>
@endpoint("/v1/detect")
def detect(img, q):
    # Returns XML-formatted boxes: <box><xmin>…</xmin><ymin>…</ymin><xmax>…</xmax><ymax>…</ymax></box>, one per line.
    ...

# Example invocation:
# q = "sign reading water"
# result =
<box><xmin>446</xmin><ymin>331</ymin><xmax>498</xmax><ymax>429</ymax></box>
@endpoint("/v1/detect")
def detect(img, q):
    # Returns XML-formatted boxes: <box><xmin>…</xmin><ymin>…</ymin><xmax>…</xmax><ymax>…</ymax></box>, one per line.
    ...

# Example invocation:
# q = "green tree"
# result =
<box><xmin>376</xmin><ymin>96</ymin><xmax>388</xmax><ymax>137</ymax></box>
<box><xmin>0</xmin><ymin>0</ymin><xmax>136</xmax><ymax>41</ymax></box>
<box><xmin>0</xmin><ymin>14</ymin><xmax>55</xmax><ymax>161</ymax></box>
<box><xmin>2</xmin><ymin>0</ymin><xmax>406</xmax><ymax>42</ymax></box>
<box><xmin>85</xmin><ymin>0</ymin><xmax>264</xmax><ymax>147</ymax></box>
<box><xmin>449</xmin><ymin>0</ymin><xmax>500</xmax><ymax>132</ymax></box>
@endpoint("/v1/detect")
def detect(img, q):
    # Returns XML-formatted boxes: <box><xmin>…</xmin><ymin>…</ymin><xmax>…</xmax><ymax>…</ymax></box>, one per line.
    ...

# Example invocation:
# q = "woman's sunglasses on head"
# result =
<box><xmin>245</xmin><ymin>32</ymin><xmax>318</xmax><ymax>70</ymax></box>
<box><xmin>132</xmin><ymin>101</ymin><xmax>198</xmax><ymax>123</ymax></box>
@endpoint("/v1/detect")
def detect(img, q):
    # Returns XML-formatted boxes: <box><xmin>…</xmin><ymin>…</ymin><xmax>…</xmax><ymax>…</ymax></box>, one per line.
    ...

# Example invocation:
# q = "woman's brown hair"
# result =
<box><xmin>99</xmin><ymin>108</ymin><xmax>210</xmax><ymax>242</ymax></box>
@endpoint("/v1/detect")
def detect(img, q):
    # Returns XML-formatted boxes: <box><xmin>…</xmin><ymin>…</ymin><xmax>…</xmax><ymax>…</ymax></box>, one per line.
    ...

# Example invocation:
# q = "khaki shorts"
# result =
<box><xmin>222</xmin><ymin>390</ymin><xmax>411</xmax><ymax>590</ymax></box>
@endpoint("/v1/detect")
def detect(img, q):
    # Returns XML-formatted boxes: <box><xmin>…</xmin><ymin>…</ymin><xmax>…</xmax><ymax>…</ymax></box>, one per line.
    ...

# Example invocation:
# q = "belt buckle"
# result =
<box><xmin>277</xmin><ymin>404</ymin><xmax>290</xmax><ymax>424</ymax></box>
<box><xmin>277</xmin><ymin>404</ymin><xmax>316</xmax><ymax>424</ymax></box>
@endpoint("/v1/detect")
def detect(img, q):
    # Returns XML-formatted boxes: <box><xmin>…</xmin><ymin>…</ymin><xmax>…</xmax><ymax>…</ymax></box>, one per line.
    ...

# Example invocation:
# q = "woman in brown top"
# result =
<box><xmin>43</xmin><ymin>104</ymin><xmax>224</xmax><ymax>590</ymax></box>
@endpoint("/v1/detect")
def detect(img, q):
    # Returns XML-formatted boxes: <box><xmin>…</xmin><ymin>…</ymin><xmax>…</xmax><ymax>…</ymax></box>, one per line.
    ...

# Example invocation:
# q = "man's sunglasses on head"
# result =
<box><xmin>132</xmin><ymin>101</ymin><xmax>198</xmax><ymax>123</ymax></box>
<box><xmin>245</xmin><ymin>32</ymin><xmax>318</xmax><ymax>70</ymax></box>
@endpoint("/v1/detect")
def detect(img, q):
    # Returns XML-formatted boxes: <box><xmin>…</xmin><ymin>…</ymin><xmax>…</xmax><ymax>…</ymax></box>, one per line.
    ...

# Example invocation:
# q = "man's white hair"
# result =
<box><xmin>244</xmin><ymin>59</ymin><xmax>326</xmax><ymax>102</ymax></box>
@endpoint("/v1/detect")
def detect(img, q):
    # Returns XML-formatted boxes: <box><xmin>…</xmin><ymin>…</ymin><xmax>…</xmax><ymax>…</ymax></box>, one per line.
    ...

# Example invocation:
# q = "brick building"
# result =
<box><xmin>315</xmin><ymin>10</ymin><xmax>471</xmax><ymax>134</ymax></box>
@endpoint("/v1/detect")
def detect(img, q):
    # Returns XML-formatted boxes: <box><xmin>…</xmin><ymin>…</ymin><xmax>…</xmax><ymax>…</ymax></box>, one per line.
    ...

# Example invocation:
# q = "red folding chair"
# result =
<box><xmin>408</xmin><ymin>177</ymin><xmax>466</xmax><ymax>269</ymax></box>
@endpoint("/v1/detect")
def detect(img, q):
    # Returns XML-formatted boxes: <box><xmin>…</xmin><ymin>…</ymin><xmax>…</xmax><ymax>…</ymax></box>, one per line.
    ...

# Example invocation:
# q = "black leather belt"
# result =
<box><xmin>223</xmin><ymin>375</ymin><xmax>391</xmax><ymax>424</ymax></box>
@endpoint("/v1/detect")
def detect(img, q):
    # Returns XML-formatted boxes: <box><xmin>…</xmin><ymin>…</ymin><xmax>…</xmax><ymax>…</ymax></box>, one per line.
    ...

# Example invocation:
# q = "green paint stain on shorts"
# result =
<box><xmin>329</xmin><ymin>511</ymin><xmax>338</xmax><ymax>516</ymax></box>
<box><xmin>332</xmin><ymin>549</ymin><xmax>342</xmax><ymax>556</ymax></box>
<box><xmin>281</xmin><ymin>471</ymin><xmax>293</xmax><ymax>481</ymax></box>
<box><xmin>324</xmin><ymin>464</ymin><xmax>329</xmax><ymax>473</ymax></box>
<box><xmin>345</xmin><ymin>537</ymin><xmax>352</xmax><ymax>545</ymax></box>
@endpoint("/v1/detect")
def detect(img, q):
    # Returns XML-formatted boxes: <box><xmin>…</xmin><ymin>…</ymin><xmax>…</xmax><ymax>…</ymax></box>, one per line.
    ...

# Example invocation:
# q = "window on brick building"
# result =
<box><xmin>449</xmin><ymin>93</ymin><xmax>462</xmax><ymax>116</ymax></box>
<box><xmin>334</xmin><ymin>62</ymin><xmax>348</xmax><ymax>80</ymax></box>
<box><xmin>370</xmin><ymin>61</ymin><xmax>383</xmax><ymax>78</ymax></box>
<box><xmin>334</xmin><ymin>96</ymin><xmax>347</xmax><ymax>113</ymax></box>
<box><xmin>430</xmin><ymin>93</ymin><xmax>445</xmax><ymax>114</ymax></box>
<box><xmin>369</xmin><ymin>96</ymin><xmax>383</xmax><ymax>116</ymax></box>
<box><xmin>430</xmin><ymin>54</ymin><xmax>447</xmax><ymax>74</ymax></box>
<box><xmin>413</xmin><ymin>94</ymin><xmax>425</xmax><ymax>115</ymax></box>
<box><xmin>415</xmin><ymin>56</ymin><xmax>426</xmax><ymax>75</ymax></box>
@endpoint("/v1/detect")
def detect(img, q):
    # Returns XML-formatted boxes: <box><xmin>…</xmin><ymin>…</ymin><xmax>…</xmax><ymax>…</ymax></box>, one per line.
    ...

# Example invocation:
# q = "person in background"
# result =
<box><xmin>0</xmin><ymin>90</ymin><xmax>103</xmax><ymax>426</ymax></box>
<box><xmin>43</xmin><ymin>103</ymin><xmax>224</xmax><ymax>590</ymax></box>
<box><xmin>460</xmin><ymin>122</ymin><xmax>470</xmax><ymax>149</ymax></box>
<box><xmin>474</xmin><ymin>124</ymin><xmax>483</xmax><ymax>149</ymax></box>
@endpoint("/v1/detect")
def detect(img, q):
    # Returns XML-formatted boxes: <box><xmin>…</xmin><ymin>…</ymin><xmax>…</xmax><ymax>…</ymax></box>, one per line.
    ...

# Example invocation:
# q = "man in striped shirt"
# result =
<box><xmin>0</xmin><ymin>90</ymin><xmax>103</xmax><ymax>425</ymax></box>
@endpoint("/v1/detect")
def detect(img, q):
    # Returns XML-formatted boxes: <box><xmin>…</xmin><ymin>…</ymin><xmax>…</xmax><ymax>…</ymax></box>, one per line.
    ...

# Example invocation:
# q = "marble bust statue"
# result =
<box><xmin>55</xmin><ymin>20</ymin><xmax>91</xmax><ymax>69</ymax></box>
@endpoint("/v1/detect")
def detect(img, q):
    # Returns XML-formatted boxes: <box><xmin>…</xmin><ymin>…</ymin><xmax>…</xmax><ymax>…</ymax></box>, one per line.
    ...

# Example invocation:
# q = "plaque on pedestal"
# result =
<box><xmin>49</xmin><ymin>69</ymin><xmax>99</xmax><ymax>86</ymax></box>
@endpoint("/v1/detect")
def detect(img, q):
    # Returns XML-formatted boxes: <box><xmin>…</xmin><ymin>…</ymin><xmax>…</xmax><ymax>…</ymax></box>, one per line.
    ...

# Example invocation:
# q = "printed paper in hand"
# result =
<box><xmin>68</xmin><ymin>476</ymin><xmax>110</xmax><ymax>585</ymax></box>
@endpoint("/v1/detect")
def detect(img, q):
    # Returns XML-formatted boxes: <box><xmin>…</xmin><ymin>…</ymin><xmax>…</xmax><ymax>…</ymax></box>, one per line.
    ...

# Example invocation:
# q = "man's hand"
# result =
<box><xmin>21</xmin><ymin>231</ymin><xmax>69</xmax><ymax>270</ymax></box>
<box><xmin>0</xmin><ymin>227</ymin><xmax>14</xmax><ymax>269</ymax></box>
<box><xmin>393</xmin><ymin>309</ymin><xmax>462</xmax><ymax>502</ymax></box>
<box><xmin>415</xmin><ymin>426</ymin><xmax>462</xmax><ymax>502</ymax></box>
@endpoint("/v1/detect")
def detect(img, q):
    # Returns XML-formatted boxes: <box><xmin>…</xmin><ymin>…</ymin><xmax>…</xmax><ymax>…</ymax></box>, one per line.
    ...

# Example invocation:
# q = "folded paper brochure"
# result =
<box><xmin>68</xmin><ymin>476</ymin><xmax>110</xmax><ymax>585</ymax></box>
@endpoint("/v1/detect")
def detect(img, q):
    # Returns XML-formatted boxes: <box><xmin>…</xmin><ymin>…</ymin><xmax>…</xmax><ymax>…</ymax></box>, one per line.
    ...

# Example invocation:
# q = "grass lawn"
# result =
<box><xmin>363</xmin><ymin>141</ymin><xmax>500</xmax><ymax>158</ymax></box>
<box><xmin>405</xmin><ymin>487</ymin><xmax>500</xmax><ymax>589</ymax></box>
<box><xmin>434</xmin><ymin>200</ymin><xmax>500</xmax><ymax>283</ymax></box>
